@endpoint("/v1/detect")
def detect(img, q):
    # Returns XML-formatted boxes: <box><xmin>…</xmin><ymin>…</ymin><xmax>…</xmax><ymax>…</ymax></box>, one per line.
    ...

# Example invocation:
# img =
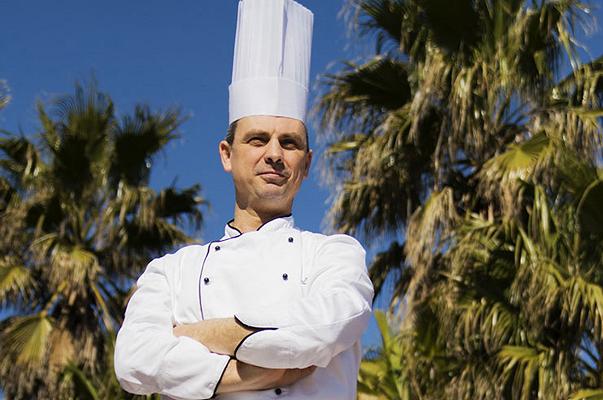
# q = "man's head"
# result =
<box><xmin>219</xmin><ymin>115</ymin><xmax>312</xmax><ymax>216</ymax></box>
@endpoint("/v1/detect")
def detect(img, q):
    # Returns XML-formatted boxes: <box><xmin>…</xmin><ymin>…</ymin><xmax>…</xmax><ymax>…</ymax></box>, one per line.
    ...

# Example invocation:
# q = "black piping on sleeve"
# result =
<box><xmin>234</xmin><ymin>315</ymin><xmax>279</xmax><ymax>331</ymax></box>
<box><xmin>210</xmin><ymin>357</ymin><xmax>231</xmax><ymax>399</ymax></box>
<box><xmin>233</xmin><ymin>315</ymin><xmax>277</xmax><ymax>360</ymax></box>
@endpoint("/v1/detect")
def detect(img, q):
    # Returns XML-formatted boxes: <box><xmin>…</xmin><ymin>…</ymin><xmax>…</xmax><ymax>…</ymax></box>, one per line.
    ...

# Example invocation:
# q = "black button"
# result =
<box><xmin>203</xmin><ymin>277</ymin><xmax>210</xmax><ymax>284</ymax></box>
<box><xmin>215</xmin><ymin>245</ymin><xmax>221</xmax><ymax>251</ymax></box>
<box><xmin>275</xmin><ymin>388</ymin><xmax>282</xmax><ymax>395</ymax></box>
<box><xmin>282</xmin><ymin>273</ymin><xmax>288</xmax><ymax>281</ymax></box>
<box><xmin>288</xmin><ymin>237</ymin><xmax>294</xmax><ymax>243</ymax></box>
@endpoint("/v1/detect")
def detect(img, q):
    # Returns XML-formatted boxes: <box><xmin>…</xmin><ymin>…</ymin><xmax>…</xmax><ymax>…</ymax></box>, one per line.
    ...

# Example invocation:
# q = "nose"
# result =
<box><xmin>264</xmin><ymin>136</ymin><xmax>284</xmax><ymax>165</ymax></box>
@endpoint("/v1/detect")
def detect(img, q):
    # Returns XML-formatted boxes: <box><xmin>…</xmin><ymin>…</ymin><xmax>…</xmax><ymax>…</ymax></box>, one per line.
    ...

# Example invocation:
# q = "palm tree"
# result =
<box><xmin>314</xmin><ymin>0</ymin><xmax>603</xmax><ymax>398</ymax></box>
<box><xmin>0</xmin><ymin>81</ymin><xmax>205</xmax><ymax>399</ymax></box>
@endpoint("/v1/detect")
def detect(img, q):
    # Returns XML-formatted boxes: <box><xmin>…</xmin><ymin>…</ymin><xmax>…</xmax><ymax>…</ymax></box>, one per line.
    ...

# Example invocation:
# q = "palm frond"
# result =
<box><xmin>348</xmin><ymin>0</ymin><xmax>407</xmax><ymax>54</ymax></box>
<box><xmin>326</xmin><ymin>108</ymin><xmax>436</xmax><ymax>238</ymax></box>
<box><xmin>48</xmin><ymin>244</ymin><xmax>100</xmax><ymax>295</ymax></box>
<box><xmin>48</xmin><ymin>328</ymin><xmax>76</xmax><ymax>370</ymax></box>
<box><xmin>576</xmin><ymin>179</ymin><xmax>603</xmax><ymax>238</ymax></box>
<box><xmin>498</xmin><ymin>345</ymin><xmax>551</xmax><ymax>400</ymax></box>
<box><xmin>315</xmin><ymin>57</ymin><xmax>411</xmax><ymax>134</ymax></box>
<box><xmin>563</xmin><ymin>276</ymin><xmax>603</xmax><ymax>340</ymax></box>
<box><xmin>368</xmin><ymin>241</ymin><xmax>408</xmax><ymax>305</ymax></box>
<box><xmin>0</xmin><ymin>314</ymin><xmax>54</xmax><ymax>369</ymax></box>
<box><xmin>405</xmin><ymin>187</ymin><xmax>458</xmax><ymax>279</ymax></box>
<box><xmin>154</xmin><ymin>185</ymin><xmax>205</xmax><ymax>230</ymax></box>
<box><xmin>358</xmin><ymin>310</ymin><xmax>410</xmax><ymax>400</ymax></box>
<box><xmin>0</xmin><ymin>258</ymin><xmax>33</xmax><ymax>306</ymax></box>
<box><xmin>110</xmin><ymin>105</ymin><xmax>184</xmax><ymax>187</ymax></box>
<box><xmin>62</xmin><ymin>363</ymin><xmax>99</xmax><ymax>400</ymax></box>
<box><xmin>570</xmin><ymin>389</ymin><xmax>603</xmax><ymax>400</ymax></box>
<box><xmin>0</xmin><ymin>134</ymin><xmax>42</xmax><ymax>185</ymax></box>
<box><xmin>420</xmin><ymin>0</ymin><xmax>481</xmax><ymax>58</ymax></box>
<box><xmin>483</xmin><ymin>131</ymin><xmax>550</xmax><ymax>181</ymax></box>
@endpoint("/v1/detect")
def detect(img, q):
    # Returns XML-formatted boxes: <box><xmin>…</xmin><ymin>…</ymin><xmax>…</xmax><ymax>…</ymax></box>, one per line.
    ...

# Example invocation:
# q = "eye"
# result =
<box><xmin>281</xmin><ymin>138</ymin><xmax>301</xmax><ymax>149</ymax></box>
<box><xmin>248</xmin><ymin>137</ymin><xmax>267</xmax><ymax>146</ymax></box>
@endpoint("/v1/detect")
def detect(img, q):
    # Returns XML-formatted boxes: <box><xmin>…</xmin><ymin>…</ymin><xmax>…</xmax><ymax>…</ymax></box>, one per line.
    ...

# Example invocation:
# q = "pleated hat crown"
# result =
<box><xmin>229</xmin><ymin>0</ymin><xmax>314</xmax><ymax>125</ymax></box>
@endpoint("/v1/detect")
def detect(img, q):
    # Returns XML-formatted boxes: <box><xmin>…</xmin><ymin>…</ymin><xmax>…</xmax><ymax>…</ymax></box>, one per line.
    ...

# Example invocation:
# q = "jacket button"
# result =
<box><xmin>203</xmin><ymin>277</ymin><xmax>210</xmax><ymax>284</ymax></box>
<box><xmin>282</xmin><ymin>273</ymin><xmax>288</xmax><ymax>281</ymax></box>
<box><xmin>288</xmin><ymin>237</ymin><xmax>294</xmax><ymax>243</ymax></box>
<box><xmin>275</xmin><ymin>388</ymin><xmax>282</xmax><ymax>395</ymax></box>
<box><xmin>215</xmin><ymin>245</ymin><xmax>221</xmax><ymax>251</ymax></box>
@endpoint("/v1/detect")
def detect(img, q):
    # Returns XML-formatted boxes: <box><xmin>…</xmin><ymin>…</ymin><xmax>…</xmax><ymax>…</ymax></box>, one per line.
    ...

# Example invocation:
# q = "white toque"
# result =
<box><xmin>229</xmin><ymin>0</ymin><xmax>314</xmax><ymax>125</ymax></box>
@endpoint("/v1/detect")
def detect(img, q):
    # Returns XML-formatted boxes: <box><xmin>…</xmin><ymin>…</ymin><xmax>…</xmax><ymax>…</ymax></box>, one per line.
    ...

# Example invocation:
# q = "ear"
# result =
<box><xmin>303</xmin><ymin>149</ymin><xmax>313</xmax><ymax>178</ymax></box>
<box><xmin>219</xmin><ymin>140</ymin><xmax>233</xmax><ymax>173</ymax></box>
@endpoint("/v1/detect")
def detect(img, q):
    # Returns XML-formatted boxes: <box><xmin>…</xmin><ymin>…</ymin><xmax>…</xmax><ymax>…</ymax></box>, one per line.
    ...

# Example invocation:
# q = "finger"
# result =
<box><xmin>300</xmin><ymin>366</ymin><xmax>316</xmax><ymax>377</ymax></box>
<box><xmin>275</xmin><ymin>365</ymin><xmax>318</xmax><ymax>386</ymax></box>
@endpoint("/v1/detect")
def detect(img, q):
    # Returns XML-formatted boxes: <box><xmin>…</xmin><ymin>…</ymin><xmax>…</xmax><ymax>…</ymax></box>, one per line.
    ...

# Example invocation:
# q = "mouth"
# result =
<box><xmin>258</xmin><ymin>171</ymin><xmax>287</xmax><ymax>178</ymax></box>
<box><xmin>258</xmin><ymin>171</ymin><xmax>288</xmax><ymax>184</ymax></box>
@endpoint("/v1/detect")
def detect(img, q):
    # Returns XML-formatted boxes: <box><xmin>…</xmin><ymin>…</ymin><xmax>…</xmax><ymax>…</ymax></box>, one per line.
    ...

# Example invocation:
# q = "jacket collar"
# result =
<box><xmin>223</xmin><ymin>214</ymin><xmax>294</xmax><ymax>238</ymax></box>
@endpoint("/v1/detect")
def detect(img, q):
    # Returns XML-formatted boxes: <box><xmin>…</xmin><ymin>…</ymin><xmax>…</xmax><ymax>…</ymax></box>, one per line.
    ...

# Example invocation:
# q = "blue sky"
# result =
<box><xmin>1</xmin><ymin>1</ymin><xmax>603</xmax><ymax>394</ymax></box>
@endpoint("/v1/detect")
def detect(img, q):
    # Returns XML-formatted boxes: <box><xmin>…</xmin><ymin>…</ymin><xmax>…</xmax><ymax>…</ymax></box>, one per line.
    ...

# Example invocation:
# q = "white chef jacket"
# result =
<box><xmin>114</xmin><ymin>215</ymin><xmax>374</xmax><ymax>400</ymax></box>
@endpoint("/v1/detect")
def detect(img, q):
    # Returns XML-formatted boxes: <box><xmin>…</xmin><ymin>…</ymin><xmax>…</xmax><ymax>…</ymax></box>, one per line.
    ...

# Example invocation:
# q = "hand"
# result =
<box><xmin>216</xmin><ymin>359</ymin><xmax>316</xmax><ymax>394</ymax></box>
<box><xmin>173</xmin><ymin>317</ymin><xmax>256</xmax><ymax>356</ymax></box>
<box><xmin>265</xmin><ymin>365</ymin><xmax>317</xmax><ymax>388</ymax></box>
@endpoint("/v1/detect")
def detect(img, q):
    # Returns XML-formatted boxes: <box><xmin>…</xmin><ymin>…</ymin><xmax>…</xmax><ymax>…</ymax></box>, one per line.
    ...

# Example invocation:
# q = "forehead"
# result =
<box><xmin>235</xmin><ymin>115</ymin><xmax>306</xmax><ymax>137</ymax></box>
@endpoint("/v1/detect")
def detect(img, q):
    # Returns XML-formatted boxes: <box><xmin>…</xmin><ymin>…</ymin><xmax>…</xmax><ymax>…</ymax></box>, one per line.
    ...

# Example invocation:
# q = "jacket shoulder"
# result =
<box><xmin>299</xmin><ymin>230</ymin><xmax>366</xmax><ymax>255</ymax></box>
<box><xmin>300</xmin><ymin>229</ymin><xmax>364</xmax><ymax>246</ymax></box>
<box><xmin>137</xmin><ymin>244</ymin><xmax>208</xmax><ymax>288</ymax></box>
<box><xmin>147</xmin><ymin>244</ymin><xmax>209</xmax><ymax>270</ymax></box>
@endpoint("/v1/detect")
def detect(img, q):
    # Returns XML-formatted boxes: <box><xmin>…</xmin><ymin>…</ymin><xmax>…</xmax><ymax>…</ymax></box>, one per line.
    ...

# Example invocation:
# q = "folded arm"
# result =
<box><xmin>233</xmin><ymin>235</ymin><xmax>374</xmax><ymax>369</ymax></box>
<box><xmin>114</xmin><ymin>257</ymin><xmax>231</xmax><ymax>400</ymax></box>
<box><xmin>178</xmin><ymin>235</ymin><xmax>374</xmax><ymax>370</ymax></box>
<box><xmin>173</xmin><ymin>316</ymin><xmax>259</xmax><ymax>357</ymax></box>
<box><xmin>116</xmin><ymin>255</ymin><xmax>313</xmax><ymax>399</ymax></box>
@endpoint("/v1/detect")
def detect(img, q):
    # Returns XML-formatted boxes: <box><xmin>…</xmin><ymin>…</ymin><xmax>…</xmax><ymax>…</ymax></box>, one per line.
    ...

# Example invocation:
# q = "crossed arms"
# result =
<box><xmin>114</xmin><ymin>235</ymin><xmax>374</xmax><ymax>399</ymax></box>
<box><xmin>173</xmin><ymin>317</ymin><xmax>315</xmax><ymax>395</ymax></box>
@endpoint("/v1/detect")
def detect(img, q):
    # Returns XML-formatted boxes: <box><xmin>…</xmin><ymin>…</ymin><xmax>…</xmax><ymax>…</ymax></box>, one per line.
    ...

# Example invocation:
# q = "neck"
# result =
<box><xmin>230</xmin><ymin>204</ymin><xmax>291</xmax><ymax>233</ymax></box>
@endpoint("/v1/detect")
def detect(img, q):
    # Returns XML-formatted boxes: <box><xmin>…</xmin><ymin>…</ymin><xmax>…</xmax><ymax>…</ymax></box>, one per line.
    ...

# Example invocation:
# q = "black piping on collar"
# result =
<box><xmin>226</xmin><ymin>213</ymin><xmax>293</xmax><ymax>234</ymax></box>
<box><xmin>226</xmin><ymin>219</ymin><xmax>242</xmax><ymax>235</ymax></box>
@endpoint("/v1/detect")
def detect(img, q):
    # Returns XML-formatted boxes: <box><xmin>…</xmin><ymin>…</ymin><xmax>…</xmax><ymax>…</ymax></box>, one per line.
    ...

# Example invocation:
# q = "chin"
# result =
<box><xmin>254</xmin><ymin>189</ymin><xmax>292</xmax><ymax>206</ymax></box>
<box><xmin>257</xmin><ymin>190</ymin><xmax>287</xmax><ymax>201</ymax></box>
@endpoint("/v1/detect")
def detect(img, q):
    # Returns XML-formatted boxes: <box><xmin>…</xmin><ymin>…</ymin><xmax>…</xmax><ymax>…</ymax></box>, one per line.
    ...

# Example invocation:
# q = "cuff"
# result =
<box><xmin>208</xmin><ymin>355</ymin><xmax>231</xmax><ymax>399</ymax></box>
<box><xmin>233</xmin><ymin>312</ymin><xmax>282</xmax><ymax>330</ymax></box>
<box><xmin>233</xmin><ymin>315</ymin><xmax>277</xmax><ymax>360</ymax></box>
<box><xmin>233</xmin><ymin>328</ymin><xmax>293</xmax><ymax>369</ymax></box>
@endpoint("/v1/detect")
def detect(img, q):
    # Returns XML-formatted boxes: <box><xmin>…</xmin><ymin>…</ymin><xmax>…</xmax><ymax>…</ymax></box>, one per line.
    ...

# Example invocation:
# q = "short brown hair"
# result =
<box><xmin>225</xmin><ymin>120</ymin><xmax>238</xmax><ymax>145</ymax></box>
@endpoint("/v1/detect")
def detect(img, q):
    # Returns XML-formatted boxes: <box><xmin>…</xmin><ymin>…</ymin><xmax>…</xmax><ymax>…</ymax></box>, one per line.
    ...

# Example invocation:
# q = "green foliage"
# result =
<box><xmin>0</xmin><ymin>81</ymin><xmax>205</xmax><ymax>399</ymax></box>
<box><xmin>316</xmin><ymin>1</ymin><xmax>603</xmax><ymax>399</ymax></box>
<box><xmin>358</xmin><ymin>311</ymin><xmax>409</xmax><ymax>400</ymax></box>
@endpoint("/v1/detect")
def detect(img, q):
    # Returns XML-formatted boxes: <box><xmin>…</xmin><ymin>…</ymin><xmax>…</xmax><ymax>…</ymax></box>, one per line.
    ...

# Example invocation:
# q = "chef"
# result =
<box><xmin>114</xmin><ymin>0</ymin><xmax>374</xmax><ymax>399</ymax></box>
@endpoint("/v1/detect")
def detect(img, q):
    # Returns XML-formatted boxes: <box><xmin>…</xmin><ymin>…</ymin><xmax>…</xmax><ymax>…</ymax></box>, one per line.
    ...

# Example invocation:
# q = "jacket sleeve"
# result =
<box><xmin>233</xmin><ymin>234</ymin><xmax>374</xmax><ymax>369</ymax></box>
<box><xmin>114</xmin><ymin>255</ymin><xmax>231</xmax><ymax>400</ymax></box>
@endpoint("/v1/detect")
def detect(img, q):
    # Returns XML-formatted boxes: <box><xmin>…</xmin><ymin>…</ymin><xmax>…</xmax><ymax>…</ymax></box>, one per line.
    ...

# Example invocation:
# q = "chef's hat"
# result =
<box><xmin>229</xmin><ymin>0</ymin><xmax>314</xmax><ymax>125</ymax></box>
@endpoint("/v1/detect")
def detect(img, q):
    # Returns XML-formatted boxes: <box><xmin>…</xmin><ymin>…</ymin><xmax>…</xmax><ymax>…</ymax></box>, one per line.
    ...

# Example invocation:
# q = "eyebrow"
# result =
<box><xmin>239</xmin><ymin>129</ymin><xmax>308</xmax><ymax>151</ymax></box>
<box><xmin>241</xmin><ymin>129</ymin><xmax>270</xmax><ymax>139</ymax></box>
<box><xmin>241</xmin><ymin>130</ymin><xmax>303</xmax><ymax>140</ymax></box>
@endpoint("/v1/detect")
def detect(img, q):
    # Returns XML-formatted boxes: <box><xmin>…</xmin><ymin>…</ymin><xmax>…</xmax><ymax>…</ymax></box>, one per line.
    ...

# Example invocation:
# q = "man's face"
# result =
<box><xmin>219</xmin><ymin>115</ymin><xmax>312</xmax><ymax>213</ymax></box>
